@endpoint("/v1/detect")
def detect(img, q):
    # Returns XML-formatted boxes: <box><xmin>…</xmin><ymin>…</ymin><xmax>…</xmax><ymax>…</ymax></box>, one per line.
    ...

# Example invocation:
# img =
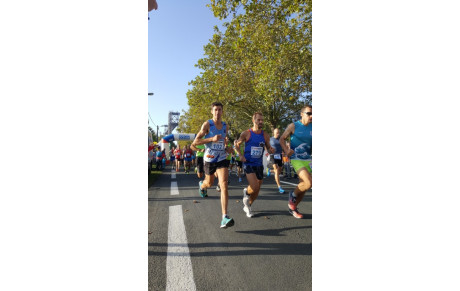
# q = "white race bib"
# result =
<box><xmin>250</xmin><ymin>146</ymin><xmax>263</xmax><ymax>158</ymax></box>
<box><xmin>274</xmin><ymin>154</ymin><xmax>281</xmax><ymax>160</ymax></box>
<box><xmin>210</xmin><ymin>141</ymin><xmax>225</xmax><ymax>151</ymax></box>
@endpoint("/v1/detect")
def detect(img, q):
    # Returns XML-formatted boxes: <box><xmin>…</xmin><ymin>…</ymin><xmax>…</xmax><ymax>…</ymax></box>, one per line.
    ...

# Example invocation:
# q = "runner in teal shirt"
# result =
<box><xmin>280</xmin><ymin>105</ymin><xmax>312</xmax><ymax>219</ymax></box>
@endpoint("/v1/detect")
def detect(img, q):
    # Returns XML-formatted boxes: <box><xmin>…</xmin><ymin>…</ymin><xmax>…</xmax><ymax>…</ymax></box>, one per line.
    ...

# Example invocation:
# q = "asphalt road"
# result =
<box><xmin>148</xmin><ymin>165</ymin><xmax>312</xmax><ymax>291</ymax></box>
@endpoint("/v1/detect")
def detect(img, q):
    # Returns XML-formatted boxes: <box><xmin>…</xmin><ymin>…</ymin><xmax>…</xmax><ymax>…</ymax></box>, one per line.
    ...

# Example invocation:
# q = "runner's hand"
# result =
<box><xmin>211</xmin><ymin>134</ymin><xmax>221</xmax><ymax>142</ymax></box>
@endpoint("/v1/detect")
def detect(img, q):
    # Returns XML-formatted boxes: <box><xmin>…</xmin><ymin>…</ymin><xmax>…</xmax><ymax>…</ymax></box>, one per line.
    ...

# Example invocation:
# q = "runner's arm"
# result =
<box><xmin>264</xmin><ymin>131</ymin><xmax>275</xmax><ymax>154</ymax></box>
<box><xmin>192</xmin><ymin>121</ymin><xmax>221</xmax><ymax>146</ymax></box>
<box><xmin>190</xmin><ymin>143</ymin><xmax>203</xmax><ymax>153</ymax></box>
<box><xmin>233</xmin><ymin>131</ymin><xmax>249</xmax><ymax>162</ymax></box>
<box><xmin>280</xmin><ymin>123</ymin><xmax>295</xmax><ymax>157</ymax></box>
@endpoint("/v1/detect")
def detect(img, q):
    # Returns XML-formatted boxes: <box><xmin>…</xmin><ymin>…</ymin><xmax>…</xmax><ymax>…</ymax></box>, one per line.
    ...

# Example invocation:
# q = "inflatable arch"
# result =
<box><xmin>160</xmin><ymin>133</ymin><xmax>196</xmax><ymax>159</ymax></box>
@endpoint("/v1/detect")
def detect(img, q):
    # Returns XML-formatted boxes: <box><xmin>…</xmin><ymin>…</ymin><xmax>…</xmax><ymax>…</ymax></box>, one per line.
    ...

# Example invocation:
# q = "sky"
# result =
<box><xmin>148</xmin><ymin>1</ymin><xmax>224</xmax><ymax>137</ymax></box>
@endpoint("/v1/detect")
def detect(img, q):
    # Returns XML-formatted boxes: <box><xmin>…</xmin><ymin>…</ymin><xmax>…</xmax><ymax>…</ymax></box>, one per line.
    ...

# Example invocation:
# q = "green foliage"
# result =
<box><xmin>179</xmin><ymin>0</ymin><xmax>312</xmax><ymax>137</ymax></box>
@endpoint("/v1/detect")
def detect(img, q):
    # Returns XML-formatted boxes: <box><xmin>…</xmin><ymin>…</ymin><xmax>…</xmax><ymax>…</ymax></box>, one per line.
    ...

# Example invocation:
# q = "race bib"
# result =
<box><xmin>250</xmin><ymin>146</ymin><xmax>263</xmax><ymax>158</ymax></box>
<box><xmin>274</xmin><ymin>154</ymin><xmax>281</xmax><ymax>160</ymax></box>
<box><xmin>210</xmin><ymin>141</ymin><xmax>225</xmax><ymax>151</ymax></box>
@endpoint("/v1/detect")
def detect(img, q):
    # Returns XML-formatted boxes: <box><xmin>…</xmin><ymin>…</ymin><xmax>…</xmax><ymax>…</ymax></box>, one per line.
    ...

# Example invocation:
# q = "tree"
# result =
<box><xmin>179</xmin><ymin>0</ymin><xmax>312</xmax><ymax>137</ymax></box>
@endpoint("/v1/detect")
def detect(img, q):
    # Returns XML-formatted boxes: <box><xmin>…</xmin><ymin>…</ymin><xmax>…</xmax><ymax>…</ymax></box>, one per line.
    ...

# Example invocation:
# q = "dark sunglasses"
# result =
<box><xmin>303</xmin><ymin>112</ymin><xmax>312</xmax><ymax>116</ymax></box>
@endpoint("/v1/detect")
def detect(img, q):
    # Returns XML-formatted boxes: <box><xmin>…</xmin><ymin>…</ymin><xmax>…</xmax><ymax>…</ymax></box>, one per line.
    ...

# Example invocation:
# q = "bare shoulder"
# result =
<box><xmin>202</xmin><ymin>120</ymin><xmax>210</xmax><ymax>129</ymax></box>
<box><xmin>241</xmin><ymin>130</ymin><xmax>251</xmax><ymax>141</ymax></box>
<box><xmin>281</xmin><ymin>123</ymin><xmax>295</xmax><ymax>138</ymax></box>
<box><xmin>199</xmin><ymin>121</ymin><xmax>210</xmax><ymax>134</ymax></box>
<box><xmin>286</xmin><ymin>123</ymin><xmax>295</xmax><ymax>133</ymax></box>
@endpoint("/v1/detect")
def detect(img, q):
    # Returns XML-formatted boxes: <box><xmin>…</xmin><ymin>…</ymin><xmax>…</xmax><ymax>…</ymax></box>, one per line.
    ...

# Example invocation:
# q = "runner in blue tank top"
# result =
<box><xmin>234</xmin><ymin>112</ymin><xmax>275</xmax><ymax>218</ymax></box>
<box><xmin>191</xmin><ymin>102</ymin><xmax>235</xmax><ymax>229</ymax></box>
<box><xmin>280</xmin><ymin>105</ymin><xmax>312</xmax><ymax>219</ymax></box>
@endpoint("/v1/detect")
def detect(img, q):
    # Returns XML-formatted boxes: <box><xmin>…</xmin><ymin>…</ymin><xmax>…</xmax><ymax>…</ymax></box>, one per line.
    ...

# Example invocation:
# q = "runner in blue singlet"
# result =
<box><xmin>191</xmin><ymin>102</ymin><xmax>235</xmax><ymax>229</ymax></box>
<box><xmin>234</xmin><ymin>112</ymin><xmax>275</xmax><ymax>218</ymax></box>
<box><xmin>280</xmin><ymin>105</ymin><xmax>312</xmax><ymax>219</ymax></box>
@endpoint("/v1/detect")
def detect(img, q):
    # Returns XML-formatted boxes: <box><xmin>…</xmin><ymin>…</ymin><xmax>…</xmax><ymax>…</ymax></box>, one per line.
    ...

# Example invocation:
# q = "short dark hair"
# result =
<box><xmin>211</xmin><ymin>102</ymin><xmax>223</xmax><ymax>109</ymax></box>
<box><xmin>252</xmin><ymin>112</ymin><xmax>263</xmax><ymax>120</ymax></box>
<box><xmin>302</xmin><ymin>105</ymin><xmax>312</xmax><ymax>111</ymax></box>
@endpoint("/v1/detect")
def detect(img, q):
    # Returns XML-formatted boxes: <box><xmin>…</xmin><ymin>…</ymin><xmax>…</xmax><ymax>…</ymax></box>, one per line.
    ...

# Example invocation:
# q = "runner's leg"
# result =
<box><xmin>273</xmin><ymin>163</ymin><xmax>282</xmax><ymax>188</ymax></box>
<box><xmin>246</xmin><ymin>172</ymin><xmax>262</xmax><ymax>204</ymax></box>
<box><xmin>216</xmin><ymin>167</ymin><xmax>229</xmax><ymax>214</ymax></box>
<box><xmin>293</xmin><ymin>167</ymin><xmax>312</xmax><ymax>207</ymax></box>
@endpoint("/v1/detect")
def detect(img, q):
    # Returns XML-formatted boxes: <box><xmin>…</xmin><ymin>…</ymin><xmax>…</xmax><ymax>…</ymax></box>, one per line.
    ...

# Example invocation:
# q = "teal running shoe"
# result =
<box><xmin>220</xmin><ymin>216</ymin><xmax>234</xmax><ymax>228</ymax></box>
<box><xmin>279</xmin><ymin>186</ymin><xmax>285</xmax><ymax>194</ymax></box>
<box><xmin>199</xmin><ymin>181</ymin><xmax>207</xmax><ymax>197</ymax></box>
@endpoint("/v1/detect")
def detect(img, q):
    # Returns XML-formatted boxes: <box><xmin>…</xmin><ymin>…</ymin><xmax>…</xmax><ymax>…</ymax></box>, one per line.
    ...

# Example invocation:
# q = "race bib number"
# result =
<box><xmin>210</xmin><ymin>141</ymin><xmax>225</xmax><ymax>151</ymax></box>
<box><xmin>250</xmin><ymin>146</ymin><xmax>263</xmax><ymax>158</ymax></box>
<box><xmin>274</xmin><ymin>154</ymin><xmax>281</xmax><ymax>160</ymax></box>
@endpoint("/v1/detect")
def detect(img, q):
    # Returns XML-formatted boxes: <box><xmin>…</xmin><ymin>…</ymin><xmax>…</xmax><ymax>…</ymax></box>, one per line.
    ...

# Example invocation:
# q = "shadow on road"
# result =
<box><xmin>254</xmin><ymin>210</ymin><xmax>312</xmax><ymax>219</ymax></box>
<box><xmin>234</xmin><ymin>225</ymin><xmax>311</xmax><ymax>236</ymax></box>
<box><xmin>148</xmin><ymin>241</ymin><xmax>311</xmax><ymax>257</ymax></box>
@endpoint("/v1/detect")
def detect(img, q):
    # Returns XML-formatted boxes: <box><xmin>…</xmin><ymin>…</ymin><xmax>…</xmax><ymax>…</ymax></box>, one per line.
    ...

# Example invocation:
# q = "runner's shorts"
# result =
<box><xmin>273</xmin><ymin>158</ymin><xmax>283</xmax><ymax>167</ymax></box>
<box><xmin>184</xmin><ymin>157</ymin><xmax>192</xmax><ymax>162</ymax></box>
<box><xmin>204</xmin><ymin>159</ymin><xmax>230</xmax><ymax>176</ymax></box>
<box><xmin>196</xmin><ymin>157</ymin><xmax>204</xmax><ymax>173</ymax></box>
<box><xmin>243</xmin><ymin>164</ymin><xmax>264</xmax><ymax>180</ymax></box>
<box><xmin>291</xmin><ymin>159</ymin><xmax>312</xmax><ymax>174</ymax></box>
<box><xmin>236</xmin><ymin>161</ymin><xmax>243</xmax><ymax>168</ymax></box>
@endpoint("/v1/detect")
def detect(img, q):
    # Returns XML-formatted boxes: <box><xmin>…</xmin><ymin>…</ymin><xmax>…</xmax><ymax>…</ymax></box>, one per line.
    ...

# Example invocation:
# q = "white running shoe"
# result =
<box><xmin>243</xmin><ymin>205</ymin><xmax>253</xmax><ymax>218</ymax></box>
<box><xmin>243</xmin><ymin>188</ymin><xmax>249</xmax><ymax>206</ymax></box>
<box><xmin>242</xmin><ymin>188</ymin><xmax>253</xmax><ymax>217</ymax></box>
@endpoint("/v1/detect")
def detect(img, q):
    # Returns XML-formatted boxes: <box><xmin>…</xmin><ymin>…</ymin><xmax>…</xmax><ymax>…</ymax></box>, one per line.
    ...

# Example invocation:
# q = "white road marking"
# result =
<box><xmin>170</xmin><ymin>181</ymin><xmax>179</xmax><ymax>195</ymax></box>
<box><xmin>279</xmin><ymin>180</ymin><xmax>299</xmax><ymax>187</ymax></box>
<box><xmin>171</xmin><ymin>172</ymin><xmax>176</xmax><ymax>179</ymax></box>
<box><xmin>166</xmin><ymin>205</ymin><xmax>196</xmax><ymax>291</ymax></box>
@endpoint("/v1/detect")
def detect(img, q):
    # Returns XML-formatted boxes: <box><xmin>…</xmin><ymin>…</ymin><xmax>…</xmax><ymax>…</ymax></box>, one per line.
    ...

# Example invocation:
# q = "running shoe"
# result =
<box><xmin>266</xmin><ymin>168</ymin><xmax>270</xmax><ymax>177</ymax></box>
<box><xmin>243</xmin><ymin>205</ymin><xmax>254</xmax><ymax>218</ymax></box>
<box><xmin>216</xmin><ymin>184</ymin><xmax>221</xmax><ymax>192</ymax></box>
<box><xmin>220</xmin><ymin>216</ymin><xmax>235</xmax><ymax>228</ymax></box>
<box><xmin>199</xmin><ymin>180</ymin><xmax>207</xmax><ymax>198</ymax></box>
<box><xmin>242</xmin><ymin>188</ymin><xmax>253</xmax><ymax>217</ymax></box>
<box><xmin>194</xmin><ymin>167</ymin><xmax>197</xmax><ymax>173</ymax></box>
<box><xmin>288</xmin><ymin>191</ymin><xmax>297</xmax><ymax>210</ymax></box>
<box><xmin>242</xmin><ymin>188</ymin><xmax>250</xmax><ymax>207</ymax></box>
<box><xmin>279</xmin><ymin>186</ymin><xmax>285</xmax><ymax>194</ymax></box>
<box><xmin>238</xmin><ymin>177</ymin><xmax>242</xmax><ymax>183</ymax></box>
<box><xmin>289</xmin><ymin>208</ymin><xmax>304</xmax><ymax>219</ymax></box>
